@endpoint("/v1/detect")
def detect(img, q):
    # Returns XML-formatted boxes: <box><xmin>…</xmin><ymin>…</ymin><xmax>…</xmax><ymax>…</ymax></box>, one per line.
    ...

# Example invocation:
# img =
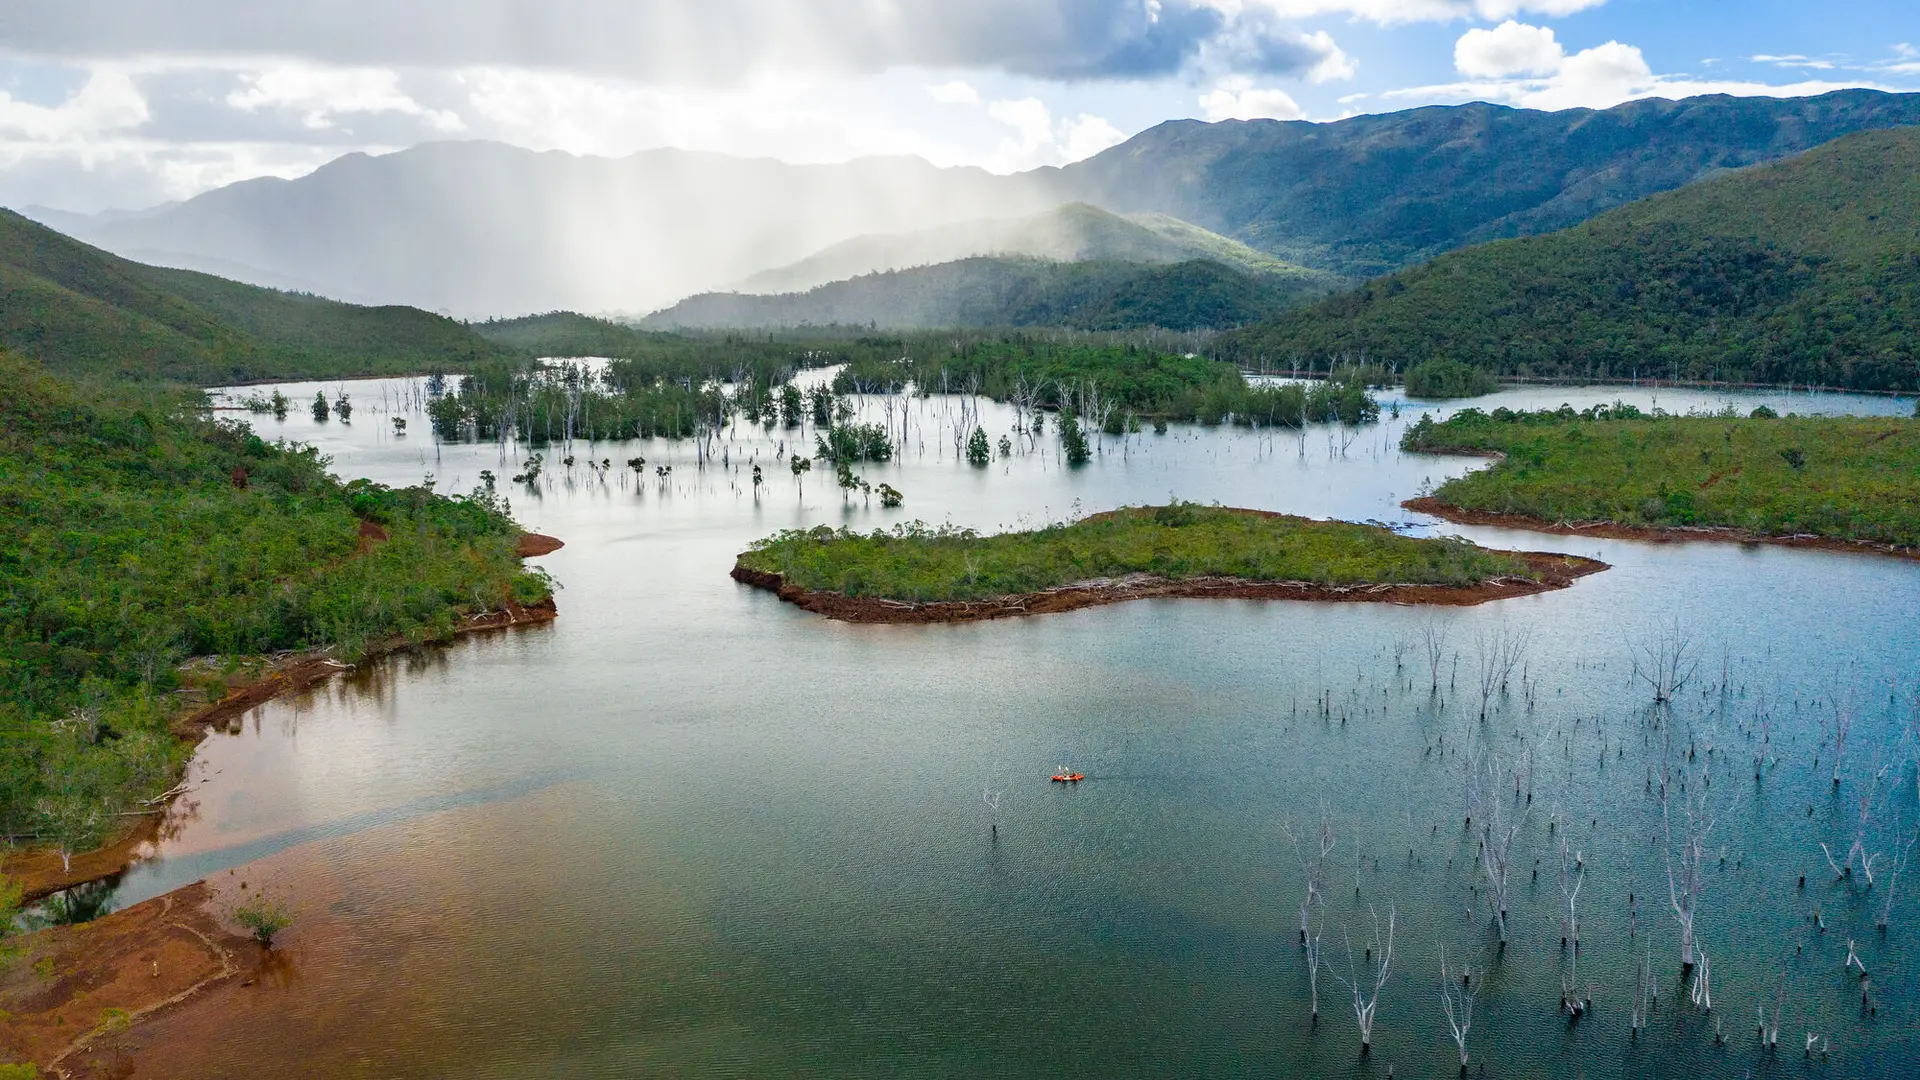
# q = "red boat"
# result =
<box><xmin>1050</xmin><ymin>772</ymin><xmax>1084</xmax><ymax>782</ymax></box>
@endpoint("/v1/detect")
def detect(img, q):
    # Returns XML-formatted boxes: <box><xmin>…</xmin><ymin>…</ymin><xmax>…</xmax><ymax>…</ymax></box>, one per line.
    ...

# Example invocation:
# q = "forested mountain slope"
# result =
<box><xmin>0</xmin><ymin>209</ymin><xmax>506</xmax><ymax>384</ymax></box>
<box><xmin>1216</xmin><ymin>128</ymin><xmax>1920</xmax><ymax>392</ymax></box>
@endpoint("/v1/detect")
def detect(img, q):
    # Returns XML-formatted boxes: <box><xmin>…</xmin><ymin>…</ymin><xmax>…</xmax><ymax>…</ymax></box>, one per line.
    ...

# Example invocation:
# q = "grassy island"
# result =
<box><xmin>1402</xmin><ymin>405</ymin><xmax>1920</xmax><ymax>550</ymax></box>
<box><xmin>0</xmin><ymin>350</ymin><xmax>555</xmax><ymax>890</ymax></box>
<box><xmin>734</xmin><ymin>504</ymin><xmax>1603</xmax><ymax>622</ymax></box>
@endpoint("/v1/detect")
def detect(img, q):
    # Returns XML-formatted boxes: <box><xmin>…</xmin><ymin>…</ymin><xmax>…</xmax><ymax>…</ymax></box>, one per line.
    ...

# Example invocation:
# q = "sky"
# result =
<box><xmin>0</xmin><ymin>0</ymin><xmax>1915</xmax><ymax>213</ymax></box>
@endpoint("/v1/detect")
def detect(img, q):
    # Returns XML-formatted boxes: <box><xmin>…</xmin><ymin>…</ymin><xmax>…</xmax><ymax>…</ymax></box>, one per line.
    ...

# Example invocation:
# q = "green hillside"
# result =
<box><xmin>1216</xmin><ymin>128</ymin><xmax>1920</xmax><ymax>392</ymax></box>
<box><xmin>0</xmin><ymin>349</ymin><xmax>551</xmax><ymax>858</ymax></box>
<box><xmin>737</xmin><ymin>202</ymin><xmax>1316</xmax><ymax>294</ymax></box>
<box><xmin>0</xmin><ymin>209</ymin><xmax>507</xmax><ymax>385</ymax></box>
<box><xmin>647</xmin><ymin>256</ymin><xmax>1328</xmax><ymax>332</ymax></box>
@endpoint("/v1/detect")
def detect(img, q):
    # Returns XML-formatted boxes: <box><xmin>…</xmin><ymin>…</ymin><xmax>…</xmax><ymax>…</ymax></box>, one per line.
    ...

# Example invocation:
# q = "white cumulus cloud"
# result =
<box><xmin>227</xmin><ymin>66</ymin><xmax>463</xmax><ymax>132</ymax></box>
<box><xmin>1198</xmin><ymin>76</ymin><xmax>1306</xmax><ymax>120</ymax></box>
<box><xmin>1454</xmin><ymin>20</ymin><xmax>1564</xmax><ymax>78</ymax></box>
<box><xmin>924</xmin><ymin>80</ymin><xmax>980</xmax><ymax>105</ymax></box>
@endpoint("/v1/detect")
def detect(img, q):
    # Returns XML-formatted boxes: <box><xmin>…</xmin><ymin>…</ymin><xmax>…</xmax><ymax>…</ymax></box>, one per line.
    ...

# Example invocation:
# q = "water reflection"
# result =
<box><xmin>83</xmin><ymin>379</ymin><xmax>1920</xmax><ymax>1076</ymax></box>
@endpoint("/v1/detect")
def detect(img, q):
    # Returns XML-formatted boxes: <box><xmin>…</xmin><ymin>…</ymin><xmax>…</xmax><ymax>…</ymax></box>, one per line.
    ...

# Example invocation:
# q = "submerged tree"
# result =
<box><xmin>1439</xmin><ymin>946</ymin><xmax>1475</xmax><ymax>1074</ymax></box>
<box><xmin>311</xmin><ymin>391</ymin><xmax>330</xmax><ymax>422</ymax></box>
<box><xmin>1284</xmin><ymin>807</ymin><xmax>1338</xmax><ymax>945</ymax></box>
<box><xmin>790</xmin><ymin>454</ymin><xmax>811</xmax><ymax>500</ymax></box>
<box><xmin>966</xmin><ymin>425</ymin><xmax>991</xmax><ymax>467</ymax></box>
<box><xmin>1474</xmin><ymin>625</ymin><xmax>1529</xmax><ymax>720</ymax></box>
<box><xmin>1631</xmin><ymin>617</ymin><xmax>1700</xmax><ymax>706</ymax></box>
<box><xmin>1336</xmin><ymin>906</ymin><xmax>1396</xmax><ymax>1055</ymax></box>
<box><xmin>1664</xmin><ymin>763</ymin><xmax>1716</xmax><ymax>970</ymax></box>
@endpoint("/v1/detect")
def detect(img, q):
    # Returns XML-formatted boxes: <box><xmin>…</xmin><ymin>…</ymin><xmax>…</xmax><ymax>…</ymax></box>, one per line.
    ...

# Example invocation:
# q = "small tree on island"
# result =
<box><xmin>966</xmin><ymin>426</ymin><xmax>991</xmax><ymax>467</ymax></box>
<box><xmin>790</xmin><ymin>454</ymin><xmax>811</xmax><ymax>500</ymax></box>
<box><xmin>232</xmin><ymin>894</ymin><xmax>293</xmax><ymax>949</ymax></box>
<box><xmin>1059</xmin><ymin>414</ymin><xmax>1091</xmax><ymax>466</ymax></box>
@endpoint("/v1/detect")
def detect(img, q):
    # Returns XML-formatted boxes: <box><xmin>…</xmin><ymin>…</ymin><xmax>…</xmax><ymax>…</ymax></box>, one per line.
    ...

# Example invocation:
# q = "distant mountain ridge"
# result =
<box><xmin>645</xmin><ymin>256</ymin><xmax>1323</xmax><ymax>331</ymax></box>
<box><xmin>0</xmin><ymin>208</ymin><xmax>505</xmax><ymax>384</ymax></box>
<box><xmin>737</xmin><ymin>203</ymin><xmax>1315</xmax><ymax>294</ymax></box>
<box><xmin>31</xmin><ymin>89</ymin><xmax>1920</xmax><ymax>316</ymax></box>
<box><xmin>1216</xmin><ymin>127</ymin><xmax>1920</xmax><ymax>392</ymax></box>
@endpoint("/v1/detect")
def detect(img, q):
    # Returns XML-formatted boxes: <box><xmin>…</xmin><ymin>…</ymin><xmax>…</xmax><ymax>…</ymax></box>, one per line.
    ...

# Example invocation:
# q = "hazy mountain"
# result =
<box><xmin>1216</xmin><ymin>127</ymin><xmax>1920</xmax><ymax>392</ymax></box>
<box><xmin>0</xmin><ymin>208</ymin><xmax>505</xmax><ymax>384</ymax></box>
<box><xmin>1047</xmin><ymin>89</ymin><xmax>1920</xmax><ymax>278</ymax></box>
<box><xmin>51</xmin><ymin>88</ymin><xmax>1920</xmax><ymax>316</ymax></box>
<box><xmin>645</xmin><ymin>256</ymin><xmax>1325</xmax><ymax>332</ymax></box>
<box><xmin>738</xmin><ymin>202</ymin><xmax>1310</xmax><ymax>293</ymax></box>
<box><xmin>74</xmin><ymin>143</ymin><xmax>1054</xmax><ymax>318</ymax></box>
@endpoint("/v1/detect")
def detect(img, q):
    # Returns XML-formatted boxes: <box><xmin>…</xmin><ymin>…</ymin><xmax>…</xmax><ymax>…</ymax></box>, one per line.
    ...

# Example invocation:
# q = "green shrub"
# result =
<box><xmin>1405</xmin><ymin>358</ymin><xmax>1499</xmax><ymax>399</ymax></box>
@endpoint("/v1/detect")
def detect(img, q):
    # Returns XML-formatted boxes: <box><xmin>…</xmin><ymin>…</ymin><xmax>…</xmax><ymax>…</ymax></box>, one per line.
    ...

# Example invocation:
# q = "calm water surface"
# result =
<box><xmin>96</xmin><ymin>380</ymin><xmax>1920</xmax><ymax>1076</ymax></box>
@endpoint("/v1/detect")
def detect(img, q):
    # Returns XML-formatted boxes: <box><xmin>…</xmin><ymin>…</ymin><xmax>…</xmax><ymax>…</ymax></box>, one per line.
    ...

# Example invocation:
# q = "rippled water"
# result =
<box><xmin>91</xmin><ymin>378</ymin><xmax>1920</xmax><ymax>1076</ymax></box>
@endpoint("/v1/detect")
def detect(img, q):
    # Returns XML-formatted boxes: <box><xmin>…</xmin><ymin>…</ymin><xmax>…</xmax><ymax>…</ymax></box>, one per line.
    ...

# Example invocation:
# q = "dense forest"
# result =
<box><xmin>1218</xmin><ymin>128</ymin><xmax>1920</xmax><ymax>393</ymax></box>
<box><xmin>643</xmin><ymin>256</ymin><xmax>1329</xmax><ymax>333</ymax></box>
<box><xmin>0</xmin><ymin>210</ymin><xmax>508</xmax><ymax>386</ymax></box>
<box><xmin>1402</xmin><ymin>404</ymin><xmax>1920</xmax><ymax>546</ymax></box>
<box><xmin>0</xmin><ymin>350</ymin><xmax>552</xmax><ymax>860</ymax></box>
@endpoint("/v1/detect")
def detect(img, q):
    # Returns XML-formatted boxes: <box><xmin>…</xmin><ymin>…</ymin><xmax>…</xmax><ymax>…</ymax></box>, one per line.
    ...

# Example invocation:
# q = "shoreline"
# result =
<box><xmin>1402</xmin><ymin>496</ymin><xmax>1920</xmax><ymax>562</ymax></box>
<box><xmin>731</xmin><ymin>549</ymin><xmax>1609</xmax><ymax>624</ymax></box>
<box><xmin>0</xmin><ymin>880</ymin><xmax>251</xmax><ymax>1076</ymax></box>
<box><xmin>4</xmin><ymin>592</ymin><xmax>560</xmax><ymax>903</ymax></box>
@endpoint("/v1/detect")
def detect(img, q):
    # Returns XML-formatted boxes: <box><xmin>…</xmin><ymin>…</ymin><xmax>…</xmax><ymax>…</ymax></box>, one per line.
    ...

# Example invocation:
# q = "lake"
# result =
<box><xmin>80</xmin><ymin>378</ymin><xmax>1920</xmax><ymax>1076</ymax></box>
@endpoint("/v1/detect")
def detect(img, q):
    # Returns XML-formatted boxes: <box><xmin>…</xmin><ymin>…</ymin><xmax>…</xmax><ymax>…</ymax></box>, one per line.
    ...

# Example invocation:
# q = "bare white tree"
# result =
<box><xmin>1688</xmin><ymin>945</ymin><xmax>1713</xmax><ymax>1012</ymax></box>
<box><xmin>1823</xmin><ymin>671</ymin><xmax>1862</xmax><ymax>788</ymax></box>
<box><xmin>1284</xmin><ymin>807</ymin><xmax>1338</xmax><ymax>945</ymax></box>
<box><xmin>1475</xmin><ymin>625</ymin><xmax>1531</xmax><ymax>720</ymax></box>
<box><xmin>1879</xmin><ymin>826</ymin><xmax>1917</xmax><ymax>930</ymax></box>
<box><xmin>1422</xmin><ymin>616</ymin><xmax>1453</xmax><ymax>694</ymax></box>
<box><xmin>1631</xmin><ymin>617</ymin><xmax>1701</xmax><ymax>706</ymax></box>
<box><xmin>1480</xmin><ymin>759</ymin><xmax>1528</xmax><ymax>946</ymax></box>
<box><xmin>1559</xmin><ymin>836</ymin><xmax>1586</xmax><ymax>950</ymax></box>
<box><xmin>1759</xmin><ymin>971</ymin><xmax>1786</xmax><ymax>1050</ymax></box>
<box><xmin>1336</xmin><ymin>906</ymin><xmax>1396</xmax><ymax>1055</ymax></box>
<box><xmin>1631</xmin><ymin>950</ymin><xmax>1653</xmax><ymax>1035</ymax></box>
<box><xmin>1664</xmin><ymin>763</ymin><xmax>1716</xmax><ymax>970</ymax></box>
<box><xmin>1439</xmin><ymin>946</ymin><xmax>1474</xmax><ymax>1074</ymax></box>
<box><xmin>1821</xmin><ymin>778</ymin><xmax>1880</xmax><ymax>885</ymax></box>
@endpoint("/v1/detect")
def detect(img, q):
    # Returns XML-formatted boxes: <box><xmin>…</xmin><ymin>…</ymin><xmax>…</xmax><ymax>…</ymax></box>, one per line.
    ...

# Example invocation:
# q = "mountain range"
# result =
<box><xmin>1216</xmin><ymin>127</ymin><xmax>1920</xmax><ymax>392</ymax></box>
<box><xmin>22</xmin><ymin>88</ymin><xmax>1920</xmax><ymax>319</ymax></box>
<box><xmin>735</xmin><ymin>202</ymin><xmax>1311</xmax><ymax>294</ymax></box>
<box><xmin>645</xmin><ymin>256</ymin><xmax>1320</xmax><ymax>332</ymax></box>
<box><xmin>0</xmin><ymin>208</ymin><xmax>505</xmax><ymax>385</ymax></box>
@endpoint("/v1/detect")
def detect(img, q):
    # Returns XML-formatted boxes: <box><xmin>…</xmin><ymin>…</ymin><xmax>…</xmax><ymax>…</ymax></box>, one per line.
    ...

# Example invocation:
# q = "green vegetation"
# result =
<box><xmin>0</xmin><ymin>350</ymin><xmax>553</xmax><ymax>860</ymax></box>
<box><xmin>645</xmin><ymin>256</ymin><xmax>1333</xmax><ymax>333</ymax></box>
<box><xmin>832</xmin><ymin>338</ymin><xmax>1379</xmax><ymax>428</ymax></box>
<box><xmin>232</xmin><ymin>894</ymin><xmax>293</xmax><ymax>948</ymax></box>
<box><xmin>1403</xmin><ymin>405</ymin><xmax>1920</xmax><ymax>546</ymax></box>
<box><xmin>1219</xmin><ymin>129</ymin><xmax>1920</xmax><ymax>392</ymax></box>
<box><xmin>739</xmin><ymin>202</ymin><xmax>1319</xmax><ymax>294</ymax></box>
<box><xmin>1404</xmin><ymin>358</ymin><xmax>1499</xmax><ymax>400</ymax></box>
<box><xmin>0</xmin><ymin>209</ymin><xmax>507</xmax><ymax>386</ymax></box>
<box><xmin>739</xmin><ymin>503</ymin><xmax>1533</xmax><ymax>604</ymax></box>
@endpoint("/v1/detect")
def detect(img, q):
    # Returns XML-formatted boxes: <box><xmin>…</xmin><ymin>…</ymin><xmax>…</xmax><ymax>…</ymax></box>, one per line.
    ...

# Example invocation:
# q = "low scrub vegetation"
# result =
<box><xmin>738</xmin><ymin>503</ymin><xmax>1531</xmax><ymax>603</ymax></box>
<box><xmin>1403</xmin><ymin>404</ymin><xmax>1920</xmax><ymax>545</ymax></box>
<box><xmin>0</xmin><ymin>350</ymin><xmax>552</xmax><ymax>862</ymax></box>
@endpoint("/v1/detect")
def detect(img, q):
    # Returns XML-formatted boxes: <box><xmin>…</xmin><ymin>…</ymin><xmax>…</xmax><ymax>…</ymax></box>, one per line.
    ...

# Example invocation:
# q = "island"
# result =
<box><xmin>1401</xmin><ymin>405</ymin><xmax>1920</xmax><ymax>558</ymax></box>
<box><xmin>732</xmin><ymin>504</ymin><xmax>1607</xmax><ymax>623</ymax></box>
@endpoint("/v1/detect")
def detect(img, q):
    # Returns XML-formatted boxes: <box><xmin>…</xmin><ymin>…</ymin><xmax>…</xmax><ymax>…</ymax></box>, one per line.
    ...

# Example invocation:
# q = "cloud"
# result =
<box><xmin>1455</xmin><ymin>21</ymin><xmax>1563</xmax><ymax>78</ymax></box>
<box><xmin>0</xmin><ymin>0</ymin><xmax>1341</xmax><ymax>85</ymax></box>
<box><xmin>1394</xmin><ymin>30</ymin><xmax>1885</xmax><ymax>112</ymax></box>
<box><xmin>984</xmin><ymin>96</ymin><xmax>1127</xmax><ymax>169</ymax></box>
<box><xmin>1198</xmin><ymin>76</ymin><xmax>1306</xmax><ymax>120</ymax></box>
<box><xmin>1252</xmin><ymin>0</ymin><xmax>1606</xmax><ymax>25</ymax></box>
<box><xmin>227</xmin><ymin>66</ymin><xmax>464</xmax><ymax>132</ymax></box>
<box><xmin>1749</xmin><ymin>54</ymin><xmax>1835</xmax><ymax>70</ymax></box>
<box><xmin>0</xmin><ymin>68</ymin><xmax>147</xmax><ymax>140</ymax></box>
<box><xmin>924</xmin><ymin>80</ymin><xmax>980</xmax><ymax>106</ymax></box>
